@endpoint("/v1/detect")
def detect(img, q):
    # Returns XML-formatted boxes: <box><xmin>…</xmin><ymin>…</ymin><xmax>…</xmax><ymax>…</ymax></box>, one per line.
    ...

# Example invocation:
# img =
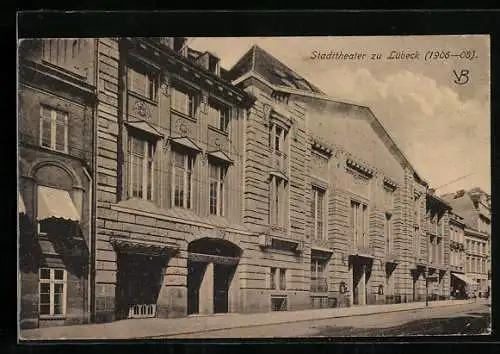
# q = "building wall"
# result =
<box><xmin>93</xmin><ymin>38</ymin><xmax>259</xmax><ymax>322</ymax></box>
<box><xmin>464</xmin><ymin>231</ymin><xmax>489</xmax><ymax>294</ymax></box>
<box><xmin>18</xmin><ymin>38</ymin><xmax>95</xmax><ymax>328</ymax></box>
<box><xmin>239</xmin><ymin>79</ymin><xmax>311</xmax><ymax>312</ymax></box>
<box><xmin>283</xmin><ymin>96</ymin><xmax>421</xmax><ymax>305</ymax></box>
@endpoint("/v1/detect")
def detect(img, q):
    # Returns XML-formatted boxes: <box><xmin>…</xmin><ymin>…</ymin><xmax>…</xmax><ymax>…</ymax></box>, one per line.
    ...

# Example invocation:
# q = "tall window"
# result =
<box><xmin>311</xmin><ymin>259</ymin><xmax>327</xmax><ymax>292</ymax></box>
<box><xmin>413</xmin><ymin>226</ymin><xmax>420</xmax><ymax>256</ymax></box>
<box><xmin>39</xmin><ymin>268</ymin><xmax>67</xmax><ymax>317</ymax></box>
<box><xmin>40</xmin><ymin>105</ymin><xmax>68</xmax><ymax>153</ymax></box>
<box><xmin>350</xmin><ymin>200</ymin><xmax>368</xmax><ymax>248</ymax></box>
<box><xmin>279</xmin><ymin>268</ymin><xmax>287</xmax><ymax>290</ymax></box>
<box><xmin>270</xmin><ymin>175</ymin><xmax>286</xmax><ymax>227</ymax></box>
<box><xmin>311</xmin><ymin>186</ymin><xmax>325</xmax><ymax>240</ymax></box>
<box><xmin>270</xmin><ymin>267</ymin><xmax>277</xmax><ymax>289</ymax></box>
<box><xmin>209</xmin><ymin>162</ymin><xmax>226</xmax><ymax>216</ymax></box>
<box><xmin>128</xmin><ymin>133</ymin><xmax>156</xmax><ymax>200</ymax></box>
<box><xmin>207</xmin><ymin>99</ymin><xmax>231</xmax><ymax>132</ymax></box>
<box><xmin>269</xmin><ymin>123</ymin><xmax>287</xmax><ymax>153</ymax></box>
<box><xmin>171</xmin><ymin>85</ymin><xmax>197</xmax><ymax>117</ymax></box>
<box><xmin>127</xmin><ymin>65</ymin><xmax>157</xmax><ymax>101</ymax></box>
<box><xmin>172</xmin><ymin>149</ymin><xmax>194</xmax><ymax>208</ymax></box>
<box><xmin>414</xmin><ymin>194</ymin><xmax>421</xmax><ymax>225</ymax></box>
<box><xmin>385</xmin><ymin>213</ymin><xmax>393</xmax><ymax>254</ymax></box>
<box><xmin>42</xmin><ymin>39</ymin><xmax>87</xmax><ymax>76</ymax></box>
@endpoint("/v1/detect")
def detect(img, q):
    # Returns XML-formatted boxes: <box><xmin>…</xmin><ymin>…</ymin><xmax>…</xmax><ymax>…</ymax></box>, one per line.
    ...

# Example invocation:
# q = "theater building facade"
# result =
<box><xmin>18</xmin><ymin>38</ymin><xmax>96</xmax><ymax>328</ymax></box>
<box><xmin>93</xmin><ymin>38</ymin><xmax>257</xmax><ymax>322</ymax></box>
<box><xmin>227</xmin><ymin>45</ymin><xmax>436</xmax><ymax>308</ymax></box>
<box><xmin>20</xmin><ymin>38</ymin><xmax>469</xmax><ymax>327</ymax></box>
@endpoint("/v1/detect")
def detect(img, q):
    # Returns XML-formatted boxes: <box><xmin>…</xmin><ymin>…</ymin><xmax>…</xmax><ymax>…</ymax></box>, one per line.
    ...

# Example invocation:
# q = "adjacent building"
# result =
<box><xmin>18</xmin><ymin>38</ymin><xmax>96</xmax><ymax>328</ymax></box>
<box><xmin>442</xmin><ymin>188</ymin><xmax>491</xmax><ymax>297</ymax></box>
<box><xmin>448</xmin><ymin>211</ymin><xmax>468</xmax><ymax>298</ymax></box>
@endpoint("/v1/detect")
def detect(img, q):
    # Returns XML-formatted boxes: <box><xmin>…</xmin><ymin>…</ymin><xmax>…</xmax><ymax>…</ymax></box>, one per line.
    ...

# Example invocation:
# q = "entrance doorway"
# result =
<box><xmin>116</xmin><ymin>253</ymin><xmax>166</xmax><ymax>320</ymax></box>
<box><xmin>187</xmin><ymin>238</ymin><xmax>241</xmax><ymax>315</ymax></box>
<box><xmin>350</xmin><ymin>256</ymin><xmax>372</xmax><ymax>306</ymax></box>
<box><xmin>411</xmin><ymin>268</ymin><xmax>424</xmax><ymax>302</ymax></box>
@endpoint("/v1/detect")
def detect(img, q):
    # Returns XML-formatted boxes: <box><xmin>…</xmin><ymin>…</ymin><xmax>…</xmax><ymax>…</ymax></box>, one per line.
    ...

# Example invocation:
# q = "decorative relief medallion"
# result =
<box><xmin>214</xmin><ymin>137</ymin><xmax>222</xmax><ymax>148</ymax></box>
<box><xmin>134</xmin><ymin>100</ymin><xmax>151</xmax><ymax>119</ymax></box>
<box><xmin>174</xmin><ymin>119</ymin><xmax>191</xmax><ymax>135</ymax></box>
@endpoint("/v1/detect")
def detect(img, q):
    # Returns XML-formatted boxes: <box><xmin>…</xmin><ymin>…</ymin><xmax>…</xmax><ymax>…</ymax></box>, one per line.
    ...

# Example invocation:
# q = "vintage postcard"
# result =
<box><xmin>17</xmin><ymin>35</ymin><xmax>490</xmax><ymax>340</ymax></box>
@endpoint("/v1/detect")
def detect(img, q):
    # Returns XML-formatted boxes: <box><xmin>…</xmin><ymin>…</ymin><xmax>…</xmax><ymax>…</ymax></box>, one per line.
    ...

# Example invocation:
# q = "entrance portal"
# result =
<box><xmin>116</xmin><ymin>253</ymin><xmax>166</xmax><ymax>319</ymax></box>
<box><xmin>187</xmin><ymin>238</ymin><xmax>241</xmax><ymax>315</ymax></box>
<box><xmin>350</xmin><ymin>256</ymin><xmax>372</xmax><ymax>306</ymax></box>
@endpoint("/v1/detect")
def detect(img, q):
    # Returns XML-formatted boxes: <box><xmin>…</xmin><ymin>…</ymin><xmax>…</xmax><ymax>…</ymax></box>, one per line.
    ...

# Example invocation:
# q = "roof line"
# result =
<box><xmin>233</xmin><ymin>70</ymin><xmax>428</xmax><ymax>184</ymax></box>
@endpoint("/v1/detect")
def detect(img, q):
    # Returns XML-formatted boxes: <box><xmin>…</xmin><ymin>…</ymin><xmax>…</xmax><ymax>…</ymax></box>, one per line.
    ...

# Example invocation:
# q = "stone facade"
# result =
<box><xmin>93</xmin><ymin>38</ymin><xmax>255</xmax><ymax>322</ymax></box>
<box><xmin>18</xmin><ymin>38</ymin><xmax>96</xmax><ymax>328</ymax></box>
<box><xmin>19</xmin><ymin>39</ymin><xmax>479</xmax><ymax>327</ymax></box>
<box><xmin>442</xmin><ymin>188</ymin><xmax>491</xmax><ymax>297</ymax></box>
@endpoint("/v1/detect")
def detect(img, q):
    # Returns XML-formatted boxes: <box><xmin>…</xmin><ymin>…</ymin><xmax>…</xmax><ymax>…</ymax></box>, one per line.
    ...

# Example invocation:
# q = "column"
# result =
<box><xmin>348</xmin><ymin>263</ymin><xmax>354</xmax><ymax>306</ymax></box>
<box><xmin>156</xmin><ymin>255</ymin><xmax>187</xmax><ymax>318</ymax></box>
<box><xmin>361</xmin><ymin>264</ymin><xmax>366</xmax><ymax>305</ymax></box>
<box><xmin>228</xmin><ymin>265</ymin><xmax>240</xmax><ymax>313</ymax></box>
<box><xmin>199</xmin><ymin>262</ymin><xmax>214</xmax><ymax>315</ymax></box>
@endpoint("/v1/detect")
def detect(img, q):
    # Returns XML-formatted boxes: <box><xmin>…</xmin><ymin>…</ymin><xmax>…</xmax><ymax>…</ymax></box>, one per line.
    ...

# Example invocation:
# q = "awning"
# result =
<box><xmin>37</xmin><ymin>186</ymin><xmax>80</xmax><ymax>222</ymax></box>
<box><xmin>207</xmin><ymin>150</ymin><xmax>233</xmax><ymax>164</ymax></box>
<box><xmin>19</xmin><ymin>192</ymin><xmax>26</xmax><ymax>214</ymax></box>
<box><xmin>169</xmin><ymin>137</ymin><xmax>201</xmax><ymax>152</ymax></box>
<box><xmin>452</xmin><ymin>272</ymin><xmax>476</xmax><ymax>285</ymax></box>
<box><xmin>125</xmin><ymin>120</ymin><xmax>163</xmax><ymax>138</ymax></box>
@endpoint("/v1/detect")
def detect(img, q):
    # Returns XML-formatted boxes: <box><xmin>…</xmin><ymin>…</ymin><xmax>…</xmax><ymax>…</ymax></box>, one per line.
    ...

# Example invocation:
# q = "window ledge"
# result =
<box><xmin>208</xmin><ymin>124</ymin><xmax>229</xmax><ymax>136</ymax></box>
<box><xmin>37</xmin><ymin>145</ymin><xmax>69</xmax><ymax>156</ymax></box>
<box><xmin>170</xmin><ymin>108</ymin><xmax>197</xmax><ymax>123</ymax></box>
<box><xmin>128</xmin><ymin>90</ymin><xmax>158</xmax><ymax>106</ymax></box>
<box><xmin>41</xmin><ymin>60</ymin><xmax>87</xmax><ymax>80</ymax></box>
<box><xmin>39</xmin><ymin>315</ymin><xmax>66</xmax><ymax>320</ymax></box>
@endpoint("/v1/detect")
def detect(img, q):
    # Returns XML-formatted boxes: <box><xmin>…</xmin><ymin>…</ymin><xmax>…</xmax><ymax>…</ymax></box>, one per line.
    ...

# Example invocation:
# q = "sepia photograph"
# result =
<box><xmin>17</xmin><ymin>35</ymin><xmax>491</xmax><ymax>340</ymax></box>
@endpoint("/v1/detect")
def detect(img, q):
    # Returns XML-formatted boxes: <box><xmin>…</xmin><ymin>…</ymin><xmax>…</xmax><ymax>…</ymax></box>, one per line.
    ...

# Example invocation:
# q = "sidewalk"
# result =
<box><xmin>20</xmin><ymin>298</ymin><xmax>487</xmax><ymax>340</ymax></box>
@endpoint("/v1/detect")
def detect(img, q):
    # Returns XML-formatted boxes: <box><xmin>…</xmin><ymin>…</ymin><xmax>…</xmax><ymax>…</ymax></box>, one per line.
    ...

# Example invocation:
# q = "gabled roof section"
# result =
<box><xmin>360</xmin><ymin>106</ymin><xmax>428</xmax><ymax>185</ymax></box>
<box><xmin>227</xmin><ymin>45</ymin><xmax>326</xmax><ymax>95</ymax></box>
<box><xmin>228</xmin><ymin>45</ymin><xmax>427</xmax><ymax>184</ymax></box>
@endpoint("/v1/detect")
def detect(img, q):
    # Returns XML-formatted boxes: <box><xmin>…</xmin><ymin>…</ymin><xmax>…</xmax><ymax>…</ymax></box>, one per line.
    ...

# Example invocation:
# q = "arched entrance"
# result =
<box><xmin>187</xmin><ymin>238</ymin><xmax>241</xmax><ymax>315</ymax></box>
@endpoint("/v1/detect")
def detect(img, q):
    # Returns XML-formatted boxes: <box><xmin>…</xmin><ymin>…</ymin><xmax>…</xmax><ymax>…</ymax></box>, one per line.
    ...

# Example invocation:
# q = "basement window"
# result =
<box><xmin>271</xmin><ymin>295</ymin><xmax>288</xmax><ymax>311</ymax></box>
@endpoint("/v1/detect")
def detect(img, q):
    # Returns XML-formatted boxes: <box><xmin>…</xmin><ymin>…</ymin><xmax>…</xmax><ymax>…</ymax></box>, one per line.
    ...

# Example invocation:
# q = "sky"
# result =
<box><xmin>190</xmin><ymin>36</ymin><xmax>491</xmax><ymax>195</ymax></box>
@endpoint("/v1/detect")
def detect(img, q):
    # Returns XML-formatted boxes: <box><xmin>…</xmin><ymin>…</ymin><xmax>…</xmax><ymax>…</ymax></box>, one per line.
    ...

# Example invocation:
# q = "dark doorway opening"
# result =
<box><xmin>116</xmin><ymin>253</ymin><xmax>165</xmax><ymax>320</ymax></box>
<box><xmin>187</xmin><ymin>261</ymin><xmax>205</xmax><ymax>315</ymax></box>
<box><xmin>187</xmin><ymin>238</ymin><xmax>241</xmax><ymax>315</ymax></box>
<box><xmin>214</xmin><ymin>264</ymin><xmax>234</xmax><ymax>313</ymax></box>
